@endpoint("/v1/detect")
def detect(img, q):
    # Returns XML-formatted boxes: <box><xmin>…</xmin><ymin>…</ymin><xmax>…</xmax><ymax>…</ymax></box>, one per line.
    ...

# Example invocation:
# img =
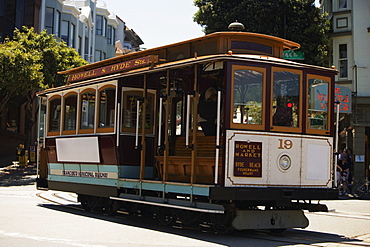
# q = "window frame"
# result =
<box><xmin>61</xmin><ymin>20</ymin><xmax>69</xmax><ymax>45</ymax></box>
<box><xmin>306</xmin><ymin>74</ymin><xmax>332</xmax><ymax>136</ymax></box>
<box><xmin>270</xmin><ymin>67</ymin><xmax>303</xmax><ymax>134</ymax></box>
<box><xmin>78</xmin><ymin>88</ymin><xmax>97</xmax><ymax>134</ymax></box>
<box><xmin>338</xmin><ymin>0</ymin><xmax>347</xmax><ymax>9</ymax></box>
<box><xmin>47</xmin><ymin>95</ymin><xmax>62</xmax><ymax>136</ymax></box>
<box><xmin>339</xmin><ymin>44</ymin><xmax>348</xmax><ymax>79</ymax></box>
<box><xmin>96</xmin><ymin>85</ymin><xmax>116</xmax><ymax>133</ymax></box>
<box><xmin>45</xmin><ymin>7</ymin><xmax>54</xmax><ymax>34</ymax></box>
<box><xmin>230</xmin><ymin>65</ymin><xmax>266</xmax><ymax>131</ymax></box>
<box><xmin>62</xmin><ymin>92</ymin><xmax>78</xmax><ymax>135</ymax></box>
<box><xmin>121</xmin><ymin>88</ymin><xmax>156</xmax><ymax>134</ymax></box>
<box><xmin>55</xmin><ymin>10</ymin><xmax>61</xmax><ymax>38</ymax></box>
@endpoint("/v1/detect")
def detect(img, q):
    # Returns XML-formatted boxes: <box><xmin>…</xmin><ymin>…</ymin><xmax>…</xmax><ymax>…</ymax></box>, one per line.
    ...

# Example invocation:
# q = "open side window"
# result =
<box><xmin>230</xmin><ymin>65</ymin><xmax>266</xmax><ymax>130</ymax></box>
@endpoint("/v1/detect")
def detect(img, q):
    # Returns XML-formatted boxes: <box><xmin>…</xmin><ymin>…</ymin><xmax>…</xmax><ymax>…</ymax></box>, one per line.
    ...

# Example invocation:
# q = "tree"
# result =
<box><xmin>0</xmin><ymin>26</ymin><xmax>87</xmax><ymax>147</ymax></box>
<box><xmin>9</xmin><ymin>27</ymin><xmax>88</xmax><ymax>88</ymax></box>
<box><xmin>0</xmin><ymin>41</ymin><xmax>43</xmax><ymax>117</ymax></box>
<box><xmin>193</xmin><ymin>0</ymin><xmax>330</xmax><ymax>66</ymax></box>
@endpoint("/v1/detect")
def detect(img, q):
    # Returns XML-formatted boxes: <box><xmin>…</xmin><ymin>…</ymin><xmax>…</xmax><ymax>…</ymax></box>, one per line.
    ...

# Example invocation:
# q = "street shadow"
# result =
<box><xmin>0</xmin><ymin>165</ymin><xmax>36</xmax><ymax>187</ymax></box>
<box><xmin>37</xmin><ymin>203</ymin><xmax>364</xmax><ymax>247</ymax></box>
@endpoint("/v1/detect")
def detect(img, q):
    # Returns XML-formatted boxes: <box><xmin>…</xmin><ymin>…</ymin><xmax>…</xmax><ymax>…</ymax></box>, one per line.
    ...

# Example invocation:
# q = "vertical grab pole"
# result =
<box><xmin>116</xmin><ymin>103</ymin><xmax>121</xmax><ymax>147</ymax></box>
<box><xmin>214</xmin><ymin>90</ymin><xmax>221</xmax><ymax>184</ymax></box>
<box><xmin>140</xmin><ymin>74</ymin><xmax>148</xmax><ymax>181</ymax></box>
<box><xmin>190</xmin><ymin>64</ymin><xmax>199</xmax><ymax>186</ymax></box>
<box><xmin>186</xmin><ymin>94</ymin><xmax>191</xmax><ymax>147</ymax></box>
<box><xmin>158</xmin><ymin>97</ymin><xmax>163</xmax><ymax>147</ymax></box>
<box><xmin>334</xmin><ymin>101</ymin><xmax>340</xmax><ymax>187</ymax></box>
<box><xmin>135</xmin><ymin>100</ymin><xmax>140</xmax><ymax>149</ymax></box>
<box><xmin>36</xmin><ymin>97</ymin><xmax>42</xmax><ymax>179</ymax></box>
<box><xmin>163</xmin><ymin>69</ymin><xmax>171</xmax><ymax>182</ymax></box>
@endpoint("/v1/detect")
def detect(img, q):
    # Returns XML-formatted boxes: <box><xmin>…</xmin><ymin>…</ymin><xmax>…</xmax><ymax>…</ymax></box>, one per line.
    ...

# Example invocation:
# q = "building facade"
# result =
<box><xmin>0</xmin><ymin>0</ymin><xmax>143</xmax><ymax>164</ymax></box>
<box><xmin>321</xmin><ymin>0</ymin><xmax>370</xmax><ymax>180</ymax></box>
<box><xmin>40</xmin><ymin>0</ymin><xmax>143</xmax><ymax>63</ymax></box>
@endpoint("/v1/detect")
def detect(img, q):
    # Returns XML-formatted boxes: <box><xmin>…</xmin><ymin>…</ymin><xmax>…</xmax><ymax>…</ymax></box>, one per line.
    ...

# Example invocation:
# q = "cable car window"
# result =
<box><xmin>232</xmin><ymin>69</ymin><xmax>264</xmax><ymax>126</ymax></box>
<box><xmin>80</xmin><ymin>90</ymin><xmax>96</xmax><ymax>130</ymax></box>
<box><xmin>49</xmin><ymin>96</ymin><xmax>61</xmax><ymax>133</ymax></box>
<box><xmin>308</xmin><ymin>77</ymin><xmax>329</xmax><ymax>131</ymax></box>
<box><xmin>98</xmin><ymin>87</ymin><xmax>115</xmax><ymax>130</ymax></box>
<box><xmin>122</xmin><ymin>90</ymin><xmax>154</xmax><ymax>133</ymax></box>
<box><xmin>272</xmin><ymin>71</ymin><xmax>300</xmax><ymax>127</ymax></box>
<box><xmin>63</xmin><ymin>93</ymin><xmax>77</xmax><ymax>131</ymax></box>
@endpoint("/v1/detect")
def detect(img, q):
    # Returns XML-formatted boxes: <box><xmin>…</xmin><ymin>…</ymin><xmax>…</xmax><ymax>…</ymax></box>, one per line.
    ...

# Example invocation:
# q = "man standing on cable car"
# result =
<box><xmin>198</xmin><ymin>87</ymin><xmax>218</xmax><ymax>136</ymax></box>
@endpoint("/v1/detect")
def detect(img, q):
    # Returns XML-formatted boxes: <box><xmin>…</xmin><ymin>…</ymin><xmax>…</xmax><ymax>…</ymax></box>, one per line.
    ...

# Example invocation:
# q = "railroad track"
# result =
<box><xmin>34</xmin><ymin>191</ymin><xmax>370</xmax><ymax>246</ymax></box>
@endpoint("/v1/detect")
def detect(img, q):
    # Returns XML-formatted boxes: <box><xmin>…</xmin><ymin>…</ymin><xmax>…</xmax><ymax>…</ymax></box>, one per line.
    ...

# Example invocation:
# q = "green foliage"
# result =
<box><xmin>193</xmin><ymin>0</ymin><xmax>330</xmax><ymax>66</ymax></box>
<box><xmin>9</xmin><ymin>27</ymin><xmax>88</xmax><ymax>88</ymax></box>
<box><xmin>0</xmin><ymin>26</ymin><xmax>87</xmax><ymax>115</ymax></box>
<box><xmin>0</xmin><ymin>41</ymin><xmax>43</xmax><ymax>114</ymax></box>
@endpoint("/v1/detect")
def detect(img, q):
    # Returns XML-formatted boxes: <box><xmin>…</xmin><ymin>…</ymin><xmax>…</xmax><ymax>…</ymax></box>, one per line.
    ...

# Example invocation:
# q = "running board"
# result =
<box><xmin>110</xmin><ymin>194</ymin><xmax>224</xmax><ymax>214</ymax></box>
<box><xmin>232</xmin><ymin>209</ymin><xmax>309</xmax><ymax>230</ymax></box>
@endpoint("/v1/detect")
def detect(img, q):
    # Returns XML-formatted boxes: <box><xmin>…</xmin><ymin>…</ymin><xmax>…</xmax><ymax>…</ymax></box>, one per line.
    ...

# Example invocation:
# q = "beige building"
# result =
<box><xmin>321</xmin><ymin>0</ymin><xmax>370</xmax><ymax>181</ymax></box>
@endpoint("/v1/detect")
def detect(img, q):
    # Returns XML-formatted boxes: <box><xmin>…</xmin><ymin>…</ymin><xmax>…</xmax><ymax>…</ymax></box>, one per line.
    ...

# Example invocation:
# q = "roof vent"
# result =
<box><xmin>228</xmin><ymin>21</ymin><xmax>245</xmax><ymax>31</ymax></box>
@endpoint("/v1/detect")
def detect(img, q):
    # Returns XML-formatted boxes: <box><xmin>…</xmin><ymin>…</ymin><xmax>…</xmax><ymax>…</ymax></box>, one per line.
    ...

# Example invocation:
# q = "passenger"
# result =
<box><xmin>272</xmin><ymin>105</ymin><xmax>293</xmax><ymax>126</ymax></box>
<box><xmin>346</xmin><ymin>149</ymin><xmax>354</xmax><ymax>191</ymax></box>
<box><xmin>198</xmin><ymin>87</ymin><xmax>218</xmax><ymax>136</ymax></box>
<box><xmin>336</xmin><ymin>150</ymin><xmax>350</xmax><ymax>196</ymax></box>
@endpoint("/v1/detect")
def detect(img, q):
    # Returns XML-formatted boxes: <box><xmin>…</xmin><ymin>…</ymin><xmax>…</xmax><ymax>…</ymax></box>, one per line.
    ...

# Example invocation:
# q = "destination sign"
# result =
<box><xmin>67</xmin><ymin>55</ymin><xmax>158</xmax><ymax>83</ymax></box>
<box><xmin>234</xmin><ymin>141</ymin><xmax>262</xmax><ymax>177</ymax></box>
<box><xmin>312</xmin><ymin>84</ymin><xmax>352</xmax><ymax>113</ymax></box>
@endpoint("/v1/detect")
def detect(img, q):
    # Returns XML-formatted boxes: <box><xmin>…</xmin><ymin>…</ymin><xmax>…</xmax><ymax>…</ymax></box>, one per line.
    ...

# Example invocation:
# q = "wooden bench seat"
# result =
<box><xmin>155</xmin><ymin>136</ymin><xmax>223</xmax><ymax>184</ymax></box>
<box><xmin>154</xmin><ymin>156</ymin><xmax>222</xmax><ymax>184</ymax></box>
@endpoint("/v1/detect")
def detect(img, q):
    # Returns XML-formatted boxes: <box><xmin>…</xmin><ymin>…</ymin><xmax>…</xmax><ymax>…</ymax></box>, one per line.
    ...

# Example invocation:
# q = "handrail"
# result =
<box><xmin>158</xmin><ymin>97</ymin><xmax>163</xmax><ymax>147</ymax></box>
<box><xmin>116</xmin><ymin>103</ymin><xmax>121</xmax><ymax>147</ymax></box>
<box><xmin>334</xmin><ymin>101</ymin><xmax>340</xmax><ymax>187</ymax></box>
<box><xmin>135</xmin><ymin>100</ymin><xmax>140</xmax><ymax>149</ymax></box>
<box><xmin>214</xmin><ymin>90</ymin><xmax>221</xmax><ymax>184</ymax></box>
<box><xmin>186</xmin><ymin>94</ymin><xmax>191</xmax><ymax>148</ymax></box>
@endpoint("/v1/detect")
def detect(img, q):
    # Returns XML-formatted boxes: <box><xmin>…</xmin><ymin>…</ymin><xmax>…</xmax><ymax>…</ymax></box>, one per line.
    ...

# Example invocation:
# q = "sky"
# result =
<box><xmin>104</xmin><ymin>0</ymin><xmax>321</xmax><ymax>50</ymax></box>
<box><xmin>103</xmin><ymin>0</ymin><xmax>204</xmax><ymax>49</ymax></box>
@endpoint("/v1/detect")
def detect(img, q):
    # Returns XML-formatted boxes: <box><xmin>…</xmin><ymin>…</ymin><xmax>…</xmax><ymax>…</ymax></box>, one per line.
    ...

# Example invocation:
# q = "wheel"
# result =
<box><xmin>211</xmin><ymin>211</ymin><xmax>233</xmax><ymax>235</ymax></box>
<box><xmin>78</xmin><ymin>194</ymin><xmax>92</xmax><ymax>212</ymax></box>
<box><xmin>104</xmin><ymin>200</ymin><xmax>118</xmax><ymax>216</ymax></box>
<box><xmin>156</xmin><ymin>207</ymin><xmax>174</xmax><ymax>226</ymax></box>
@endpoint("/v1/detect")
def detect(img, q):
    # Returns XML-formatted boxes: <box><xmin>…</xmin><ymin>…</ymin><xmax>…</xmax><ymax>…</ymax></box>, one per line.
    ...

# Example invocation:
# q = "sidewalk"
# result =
<box><xmin>0</xmin><ymin>163</ymin><xmax>37</xmax><ymax>186</ymax></box>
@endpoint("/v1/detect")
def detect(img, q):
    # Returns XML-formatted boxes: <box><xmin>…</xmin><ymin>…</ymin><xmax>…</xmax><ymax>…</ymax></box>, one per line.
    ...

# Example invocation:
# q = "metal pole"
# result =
<box><xmin>191</xmin><ymin>65</ymin><xmax>199</xmax><ymax>185</ymax></box>
<box><xmin>334</xmin><ymin>101</ymin><xmax>340</xmax><ymax>187</ymax></box>
<box><xmin>214</xmin><ymin>90</ymin><xmax>221</xmax><ymax>184</ymax></box>
<box><xmin>163</xmin><ymin>69</ymin><xmax>170</xmax><ymax>181</ymax></box>
<box><xmin>135</xmin><ymin>100</ymin><xmax>140</xmax><ymax>149</ymax></box>
<box><xmin>186</xmin><ymin>94</ymin><xmax>191</xmax><ymax>148</ymax></box>
<box><xmin>158</xmin><ymin>97</ymin><xmax>163</xmax><ymax>147</ymax></box>
<box><xmin>140</xmin><ymin>74</ymin><xmax>147</xmax><ymax>181</ymax></box>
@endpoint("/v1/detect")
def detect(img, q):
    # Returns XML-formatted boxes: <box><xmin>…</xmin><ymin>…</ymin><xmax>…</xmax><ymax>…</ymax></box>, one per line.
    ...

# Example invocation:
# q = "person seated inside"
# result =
<box><xmin>198</xmin><ymin>87</ymin><xmax>218</xmax><ymax>136</ymax></box>
<box><xmin>272</xmin><ymin>105</ymin><xmax>293</xmax><ymax>127</ymax></box>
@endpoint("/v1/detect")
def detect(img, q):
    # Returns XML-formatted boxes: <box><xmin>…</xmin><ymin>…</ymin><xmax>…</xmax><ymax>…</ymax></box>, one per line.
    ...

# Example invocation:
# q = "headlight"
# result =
<box><xmin>278</xmin><ymin>155</ymin><xmax>291</xmax><ymax>171</ymax></box>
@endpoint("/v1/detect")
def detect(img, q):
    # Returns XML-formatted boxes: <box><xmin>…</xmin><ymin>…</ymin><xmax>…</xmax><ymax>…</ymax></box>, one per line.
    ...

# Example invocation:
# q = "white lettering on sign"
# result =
<box><xmin>62</xmin><ymin>170</ymin><xmax>111</xmax><ymax>179</ymax></box>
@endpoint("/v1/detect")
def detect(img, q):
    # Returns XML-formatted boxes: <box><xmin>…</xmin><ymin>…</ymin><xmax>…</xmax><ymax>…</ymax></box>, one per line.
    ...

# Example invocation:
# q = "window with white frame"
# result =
<box><xmin>45</xmin><ymin>7</ymin><xmax>54</xmax><ymax>34</ymax></box>
<box><xmin>336</xmin><ymin>17</ymin><xmax>348</xmax><ymax>28</ymax></box>
<box><xmin>339</xmin><ymin>44</ymin><xmax>348</xmax><ymax>78</ymax></box>
<box><xmin>70</xmin><ymin>23</ymin><xmax>75</xmax><ymax>48</ymax></box>
<box><xmin>339</xmin><ymin>0</ymin><xmax>347</xmax><ymax>9</ymax></box>
<box><xmin>96</xmin><ymin>15</ymin><xmax>107</xmax><ymax>36</ymax></box>
<box><xmin>107</xmin><ymin>25</ymin><xmax>115</xmax><ymax>44</ymax></box>
<box><xmin>55</xmin><ymin>10</ymin><xmax>61</xmax><ymax>37</ymax></box>
<box><xmin>61</xmin><ymin>20</ymin><xmax>69</xmax><ymax>44</ymax></box>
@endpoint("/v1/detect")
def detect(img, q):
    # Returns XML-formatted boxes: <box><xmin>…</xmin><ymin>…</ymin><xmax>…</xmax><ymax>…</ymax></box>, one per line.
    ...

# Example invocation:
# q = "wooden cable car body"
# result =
<box><xmin>37</xmin><ymin>32</ymin><xmax>338</xmax><ymax>232</ymax></box>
